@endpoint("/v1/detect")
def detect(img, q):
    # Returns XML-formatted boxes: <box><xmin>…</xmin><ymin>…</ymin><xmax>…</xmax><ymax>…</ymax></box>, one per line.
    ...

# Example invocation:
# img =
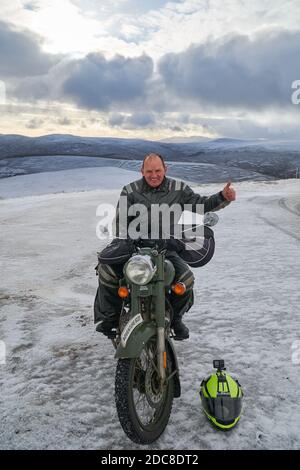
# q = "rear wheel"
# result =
<box><xmin>115</xmin><ymin>337</ymin><xmax>174</xmax><ymax>444</ymax></box>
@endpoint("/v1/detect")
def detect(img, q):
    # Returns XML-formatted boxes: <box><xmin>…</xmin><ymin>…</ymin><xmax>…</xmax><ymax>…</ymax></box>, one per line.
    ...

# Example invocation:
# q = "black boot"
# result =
<box><xmin>96</xmin><ymin>319</ymin><xmax>118</xmax><ymax>338</ymax></box>
<box><xmin>172</xmin><ymin>316</ymin><xmax>189</xmax><ymax>340</ymax></box>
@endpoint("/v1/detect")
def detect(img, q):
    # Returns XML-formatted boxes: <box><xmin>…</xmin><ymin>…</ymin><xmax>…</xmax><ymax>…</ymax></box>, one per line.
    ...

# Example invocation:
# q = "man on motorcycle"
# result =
<box><xmin>94</xmin><ymin>153</ymin><xmax>236</xmax><ymax>340</ymax></box>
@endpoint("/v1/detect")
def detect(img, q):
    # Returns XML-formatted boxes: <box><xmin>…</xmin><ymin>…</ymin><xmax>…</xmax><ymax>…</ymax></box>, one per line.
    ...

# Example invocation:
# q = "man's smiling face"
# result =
<box><xmin>141</xmin><ymin>154</ymin><xmax>167</xmax><ymax>188</ymax></box>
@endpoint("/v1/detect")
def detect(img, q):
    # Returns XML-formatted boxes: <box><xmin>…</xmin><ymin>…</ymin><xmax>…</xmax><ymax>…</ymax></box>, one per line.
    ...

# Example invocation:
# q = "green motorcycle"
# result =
<box><xmin>112</xmin><ymin>239</ymin><xmax>182</xmax><ymax>445</ymax></box>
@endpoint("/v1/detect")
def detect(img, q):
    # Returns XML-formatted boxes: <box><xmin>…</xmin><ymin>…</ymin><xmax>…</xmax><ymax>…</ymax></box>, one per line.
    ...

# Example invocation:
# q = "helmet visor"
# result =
<box><xmin>202</xmin><ymin>396</ymin><xmax>242</xmax><ymax>424</ymax></box>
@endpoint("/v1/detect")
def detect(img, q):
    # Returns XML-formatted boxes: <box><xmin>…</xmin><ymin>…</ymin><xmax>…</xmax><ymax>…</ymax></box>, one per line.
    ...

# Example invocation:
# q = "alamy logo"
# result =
<box><xmin>96</xmin><ymin>198</ymin><xmax>205</xmax><ymax>246</ymax></box>
<box><xmin>0</xmin><ymin>340</ymin><xmax>6</xmax><ymax>365</ymax></box>
<box><xmin>0</xmin><ymin>81</ymin><xmax>6</xmax><ymax>105</ymax></box>
<box><xmin>291</xmin><ymin>80</ymin><xmax>300</xmax><ymax>105</ymax></box>
<box><xmin>291</xmin><ymin>340</ymin><xmax>300</xmax><ymax>365</ymax></box>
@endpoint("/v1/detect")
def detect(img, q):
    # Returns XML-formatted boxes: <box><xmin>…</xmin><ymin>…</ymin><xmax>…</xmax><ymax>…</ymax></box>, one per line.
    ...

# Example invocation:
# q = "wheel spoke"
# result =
<box><xmin>131</xmin><ymin>340</ymin><xmax>165</xmax><ymax>425</ymax></box>
<box><xmin>115</xmin><ymin>337</ymin><xmax>175</xmax><ymax>444</ymax></box>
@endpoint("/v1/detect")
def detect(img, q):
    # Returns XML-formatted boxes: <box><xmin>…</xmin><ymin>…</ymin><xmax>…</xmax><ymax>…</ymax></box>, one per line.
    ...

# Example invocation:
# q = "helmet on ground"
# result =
<box><xmin>199</xmin><ymin>360</ymin><xmax>243</xmax><ymax>430</ymax></box>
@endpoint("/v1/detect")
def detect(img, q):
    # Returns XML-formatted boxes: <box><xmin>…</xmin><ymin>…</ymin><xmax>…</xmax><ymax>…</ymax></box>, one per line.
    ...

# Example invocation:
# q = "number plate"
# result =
<box><xmin>121</xmin><ymin>314</ymin><xmax>143</xmax><ymax>347</ymax></box>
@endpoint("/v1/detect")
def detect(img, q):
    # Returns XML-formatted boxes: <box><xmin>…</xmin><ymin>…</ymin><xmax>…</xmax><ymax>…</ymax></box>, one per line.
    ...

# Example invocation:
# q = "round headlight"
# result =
<box><xmin>124</xmin><ymin>255</ymin><xmax>156</xmax><ymax>285</ymax></box>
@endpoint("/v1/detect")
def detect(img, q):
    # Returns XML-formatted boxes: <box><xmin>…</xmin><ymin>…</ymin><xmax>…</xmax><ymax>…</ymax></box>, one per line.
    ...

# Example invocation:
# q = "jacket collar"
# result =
<box><xmin>142</xmin><ymin>176</ymin><xmax>169</xmax><ymax>193</ymax></box>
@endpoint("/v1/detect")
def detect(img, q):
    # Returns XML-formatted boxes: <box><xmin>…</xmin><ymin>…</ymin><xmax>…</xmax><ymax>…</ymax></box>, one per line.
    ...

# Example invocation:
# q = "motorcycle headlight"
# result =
<box><xmin>124</xmin><ymin>255</ymin><xmax>156</xmax><ymax>285</ymax></box>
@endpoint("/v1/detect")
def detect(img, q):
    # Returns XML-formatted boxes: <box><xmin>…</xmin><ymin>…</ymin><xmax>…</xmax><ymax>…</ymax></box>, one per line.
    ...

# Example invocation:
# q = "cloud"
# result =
<box><xmin>62</xmin><ymin>52</ymin><xmax>153</xmax><ymax>110</ymax></box>
<box><xmin>25</xmin><ymin>117</ymin><xmax>44</xmax><ymax>129</ymax></box>
<box><xmin>158</xmin><ymin>29</ymin><xmax>300</xmax><ymax>110</ymax></box>
<box><xmin>6</xmin><ymin>24</ymin><xmax>300</xmax><ymax>140</ymax></box>
<box><xmin>108</xmin><ymin>112</ymin><xmax>156</xmax><ymax>128</ymax></box>
<box><xmin>57</xmin><ymin>117</ymin><xmax>72</xmax><ymax>126</ymax></box>
<box><xmin>126</xmin><ymin>112</ymin><xmax>156</xmax><ymax>127</ymax></box>
<box><xmin>23</xmin><ymin>1</ymin><xmax>40</xmax><ymax>12</ymax></box>
<box><xmin>0</xmin><ymin>20</ymin><xmax>62</xmax><ymax>78</ymax></box>
<box><xmin>108</xmin><ymin>113</ymin><xmax>125</xmax><ymax>126</ymax></box>
<box><xmin>11</xmin><ymin>57</ymin><xmax>78</xmax><ymax>101</ymax></box>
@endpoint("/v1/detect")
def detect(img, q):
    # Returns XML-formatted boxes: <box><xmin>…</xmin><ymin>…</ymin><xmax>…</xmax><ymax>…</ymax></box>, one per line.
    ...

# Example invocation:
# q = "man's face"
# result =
<box><xmin>141</xmin><ymin>156</ymin><xmax>166</xmax><ymax>188</ymax></box>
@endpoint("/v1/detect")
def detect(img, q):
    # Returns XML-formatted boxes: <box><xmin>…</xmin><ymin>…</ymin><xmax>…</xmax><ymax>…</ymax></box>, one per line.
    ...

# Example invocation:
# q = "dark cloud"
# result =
<box><xmin>169</xmin><ymin>125</ymin><xmax>183</xmax><ymax>132</ymax></box>
<box><xmin>126</xmin><ymin>112</ymin><xmax>155</xmax><ymax>127</ymax></box>
<box><xmin>11</xmin><ymin>57</ymin><xmax>77</xmax><ymax>102</ymax></box>
<box><xmin>0</xmin><ymin>20</ymin><xmax>62</xmax><ymax>78</ymax></box>
<box><xmin>108</xmin><ymin>112</ymin><xmax>156</xmax><ymax>128</ymax></box>
<box><xmin>6</xmin><ymin>26</ymin><xmax>300</xmax><ymax>121</ymax></box>
<box><xmin>158</xmin><ymin>30</ymin><xmax>300</xmax><ymax>109</ymax></box>
<box><xmin>12</xmin><ymin>76</ymin><xmax>49</xmax><ymax>101</ymax></box>
<box><xmin>63</xmin><ymin>52</ymin><xmax>153</xmax><ymax>111</ymax></box>
<box><xmin>108</xmin><ymin>113</ymin><xmax>125</xmax><ymax>127</ymax></box>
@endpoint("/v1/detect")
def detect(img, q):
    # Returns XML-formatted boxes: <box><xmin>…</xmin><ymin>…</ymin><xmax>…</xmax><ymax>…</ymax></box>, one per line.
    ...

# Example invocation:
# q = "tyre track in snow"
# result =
<box><xmin>278</xmin><ymin>197</ymin><xmax>300</xmax><ymax>217</ymax></box>
<box><xmin>257</xmin><ymin>215</ymin><xmax>300</xmax><ymax>242</ymax></box>
<box><xmin>256</xmin><ymin>196</ymin><xmax>300</xmax><ymax>242</ymax></box>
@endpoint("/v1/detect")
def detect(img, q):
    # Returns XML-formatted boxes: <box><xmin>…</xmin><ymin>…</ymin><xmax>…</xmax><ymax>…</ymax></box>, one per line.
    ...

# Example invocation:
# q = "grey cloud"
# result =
<box><xmin>57</xmin><ymin>117</ymin><xmax>72</xmax><ymax>126</ymax></box>
<box><xmin>12</xmin><ymin>52</ymin><xmax>154</xmax><ymax>112</ymax></box>
<box><xmin>108</xmin><ymin>112</ymin><xmax>156</xmax><ymax>128</ymax></box>
<box><xmin>186</xmin><ymin>115</ymin><xmax>283</xmax><ymax>140</ymax></box>
<box><xmin>23</xmin><ymin>2</ymin><xmax>40</xmax><ymax>11</ymax></box>
<box><xmin>158</xmin><ymin>30</ymin><xmax>300</xmax><ymax>109</ymax></box>
<box><xmin>0</xmin><ymin>20</ymin><xmax>62</xmax><ymax>78</ymax></box>
<box><xmin>108</xmin><ymin>113</ymin><xmax>125</xmax><ymax>126</ymax></box>
<box><xmin>25</xmin><ymin>117</ymin><xmax>44</xmax><ymax>129</ymax></box>
<box><xmin>126</xmin><ymin>112</ymin><xmax>155</xmax><ymax>127</ymax></box>
<box><xmin>11</xmin><ymin>58</ymin><xmax>78</xmax><ymax>101</ymax></box>
<box><xmin>12</xmin><ymin>76</ymin><xmax>49</xmax><ymax>101</ymax></box>
<box><xmin>169</xmin><ymin>125</ymin><xmax>183</xmax><ymax>132</ymax></box>
<box><xmin>8</xmin><ymin>26</ymin><xmax>300</xmax><ymax>121</ymax></box>
<box><xmin>63</xmin><ymin>52</ymin><xmax>153</xmax><ymax>110</ymax></box>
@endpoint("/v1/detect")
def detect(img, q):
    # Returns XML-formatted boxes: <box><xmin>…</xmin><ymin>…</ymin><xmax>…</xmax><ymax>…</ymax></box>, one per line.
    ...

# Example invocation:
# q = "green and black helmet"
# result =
<box><xmin>199</xmin><ymin>360</ymin><xmax>243</xmax><ymax>430</ymax></box>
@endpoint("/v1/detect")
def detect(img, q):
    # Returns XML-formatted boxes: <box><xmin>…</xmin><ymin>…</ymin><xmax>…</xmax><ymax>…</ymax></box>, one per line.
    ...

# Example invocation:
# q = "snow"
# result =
<box><xmin>0</xmin><ymin>167</ymin><xmax>141</xmax><ymax>198</ymax></box>
<box><xmin>0</xmin><ymin>167</ymin><xmax>299</xmax><ymax>450</ymax></box>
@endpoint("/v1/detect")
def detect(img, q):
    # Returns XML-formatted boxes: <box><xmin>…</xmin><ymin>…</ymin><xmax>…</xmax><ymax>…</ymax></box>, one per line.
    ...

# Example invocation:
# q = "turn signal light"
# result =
<box><xmin>163</xmin><ymin>351</ymin><xmax>167</xmax><ymax>369</ymax></box>
<box><xmin>171</xmin><ymin>282</ymin><xmax>186</xmax><ymax>295</ymax></box>
<box><xmin>118</xmin><ymin>286</ymin><xmax>129</xmax><ymax>298</ymax></box>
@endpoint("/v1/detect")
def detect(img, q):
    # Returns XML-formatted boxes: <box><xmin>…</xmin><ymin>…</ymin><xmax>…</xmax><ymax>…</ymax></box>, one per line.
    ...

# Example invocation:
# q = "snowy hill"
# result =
<box><xmin>1</xmin><ymin>134</ymin><xmax>300</xmax><ymax>182</ymax></box>
<box><xmin>0</xmin><ymin>169</ymin><xmax>299</xmax><ymax>450</ymax></box>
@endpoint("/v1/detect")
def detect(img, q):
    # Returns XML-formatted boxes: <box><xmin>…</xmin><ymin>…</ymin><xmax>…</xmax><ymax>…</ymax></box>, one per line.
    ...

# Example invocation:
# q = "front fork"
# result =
<box><xmin>113</xmin><ymin>325</ymin><xmax>166</xmax><ymax>382</ymax></box>
<box><xmin>155</xmin><ymin>252</ymin><xmax>167</xmax><ymax>384</ymax></box>
<box><xmin>157</xmin><ymin>327</ymin><xmax>166</xmax><ymax>382</ymax></box>
<box><xmin>113</xmin><ymin>250</ymin><xmax>168</xmax><ymax>385</ymax></box>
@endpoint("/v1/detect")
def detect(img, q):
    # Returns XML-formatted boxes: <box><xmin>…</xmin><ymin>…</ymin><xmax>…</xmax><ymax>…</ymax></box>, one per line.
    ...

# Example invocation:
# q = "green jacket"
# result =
<box><xmin>115</xmin><ymin>177</ymin><xmax>230</xmax><ymax>239</ymax></box>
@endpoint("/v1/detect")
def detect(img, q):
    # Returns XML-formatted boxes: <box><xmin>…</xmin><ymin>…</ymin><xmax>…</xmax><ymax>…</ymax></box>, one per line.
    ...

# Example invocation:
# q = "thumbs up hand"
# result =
<box><xmin>222</xmin><ymin>181</ymin><xmax>236</xmax><ymax>201</ymax></box>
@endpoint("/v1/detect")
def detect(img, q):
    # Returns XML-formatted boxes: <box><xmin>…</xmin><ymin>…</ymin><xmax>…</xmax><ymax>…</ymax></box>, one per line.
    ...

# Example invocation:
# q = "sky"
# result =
<box><xmin>0</xmin><ymin>0</ymin><xmax>300</xmax><ymax>140</ymax></box>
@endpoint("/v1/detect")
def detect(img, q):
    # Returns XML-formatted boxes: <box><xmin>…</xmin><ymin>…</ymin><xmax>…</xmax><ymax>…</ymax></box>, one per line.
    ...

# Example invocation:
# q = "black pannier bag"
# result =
<box><xmin>97</xmin><ymin>238</ymin><xmax>135</xmax><ymax>265</ymax></box>
<box><xmin>96</xmin><ymin>226</ymin><xmax>215</xmax><ymax>269</ymax></box>
<box><xmin>168</xmin><ymin>226</ymin><xmax>215</xmax><ymax>268</ymax></box>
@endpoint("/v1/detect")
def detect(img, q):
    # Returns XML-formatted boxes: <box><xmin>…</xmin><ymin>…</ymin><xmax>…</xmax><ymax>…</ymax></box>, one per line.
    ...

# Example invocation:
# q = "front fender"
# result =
<box><xmin>115</xmin><ymin>321</ymin><xmax>156</xmax><ymax>359</ymax></box>
<box><xmin>115</xmin><ymin>324</ymin><xmax>181</xmax><ymax>399</ymax></box>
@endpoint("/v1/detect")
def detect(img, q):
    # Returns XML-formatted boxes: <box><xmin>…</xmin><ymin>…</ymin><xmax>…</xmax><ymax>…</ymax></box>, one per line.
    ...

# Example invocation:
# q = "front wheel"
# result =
<box><xmin>115</xmin><ymin>337</ymin><xmax>174</xmax><ymax>444</ymax></box>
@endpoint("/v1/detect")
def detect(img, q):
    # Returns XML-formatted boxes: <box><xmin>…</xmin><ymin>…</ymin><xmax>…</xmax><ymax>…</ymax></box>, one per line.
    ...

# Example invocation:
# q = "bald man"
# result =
<box><xmin>94</xmin><ymin>153</ymin><xmax>235</xmax><ymax>339</ymax></box>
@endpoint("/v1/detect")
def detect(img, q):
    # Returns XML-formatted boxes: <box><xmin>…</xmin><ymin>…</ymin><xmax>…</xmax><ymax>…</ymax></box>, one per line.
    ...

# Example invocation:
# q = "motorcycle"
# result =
<box><xmin>113</xmin><ymin>239</ymin><xmax>180</xmax><ymax>444</ymax></box>
<box><xmin>107</xmin><ymin>213</ymin><xmax>219</xmax><ymax>445</ymax></box>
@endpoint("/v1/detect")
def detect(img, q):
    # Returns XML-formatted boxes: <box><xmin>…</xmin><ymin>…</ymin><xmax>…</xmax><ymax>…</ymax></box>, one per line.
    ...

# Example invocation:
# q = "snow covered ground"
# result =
<box><xmin>0</xmin><ymin>167</ymin><xmax>299</xmax><ymax>450</ymax></box>
<box><xmin>0</xmin><ymin>166</ymin><xmax>141</xmax><ymax>198</ymax></box>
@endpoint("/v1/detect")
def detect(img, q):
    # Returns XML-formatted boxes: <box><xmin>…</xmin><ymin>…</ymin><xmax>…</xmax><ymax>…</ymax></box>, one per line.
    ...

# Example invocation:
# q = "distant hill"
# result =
<box><xmin>0</xmin><ymin>134</ymin><xmax>300</xmax><ymax>182</ymax></box>
<box><xmin>159</xmin><ymin>135</ymin><xmax>212</xmax><ymax>143</ymax></box>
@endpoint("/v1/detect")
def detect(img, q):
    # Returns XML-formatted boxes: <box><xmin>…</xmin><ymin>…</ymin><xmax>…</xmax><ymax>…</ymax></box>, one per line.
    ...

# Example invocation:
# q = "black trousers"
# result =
<box><xmin>94</xmin><ymin>251</ymin><xmax>195</xmax><ymax>324</ymax></box>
